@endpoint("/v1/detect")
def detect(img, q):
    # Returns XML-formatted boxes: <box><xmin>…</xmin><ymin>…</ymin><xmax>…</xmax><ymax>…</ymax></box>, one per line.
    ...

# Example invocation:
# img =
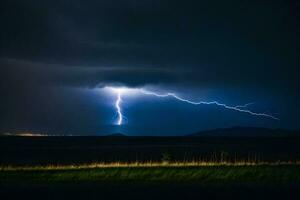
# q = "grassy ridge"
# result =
<box><xmin>2</xmin><ymin>161</ymin><xmax>300</xmax><ymax>170</ymax></box>
<box><xmin>1</xmin><ymin>165</ymin><xmax>300</xmax><ymax>186</ymax></box>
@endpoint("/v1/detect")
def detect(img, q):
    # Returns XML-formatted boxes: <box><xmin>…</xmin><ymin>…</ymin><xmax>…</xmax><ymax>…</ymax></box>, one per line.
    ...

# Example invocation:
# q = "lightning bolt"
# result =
<box><xmin>140</xmin><ymin>90</ymin><xmax>278</xmax><ymax>120</ymax></box>
<box><xmin>108</xmin><ymin>87</ymin><xmax>278</xmax><ymax>125</ymax></box>
<box><xmin>115</xmin><ymin>91</ymin><xmax>123</xmax><ymax>125</ymax></box>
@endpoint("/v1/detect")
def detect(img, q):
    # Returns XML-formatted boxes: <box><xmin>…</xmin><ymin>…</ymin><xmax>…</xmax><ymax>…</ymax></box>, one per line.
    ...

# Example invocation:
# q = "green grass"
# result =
<box><xmin>1</xmin><ymin>164</ymin><xmax>300</xmax><ymax>187</ymax></box>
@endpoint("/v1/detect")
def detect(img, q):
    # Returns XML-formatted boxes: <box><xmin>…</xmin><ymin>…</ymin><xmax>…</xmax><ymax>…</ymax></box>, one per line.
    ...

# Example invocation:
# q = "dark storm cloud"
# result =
<box><xmin>1</xmin><ymin>0</ymin><xmax>299</xmax><ymax>90</ymax></box>
<box><xmin>0</xmin><ymin>58</ymin><xmax>176</xmax><ymax>88</ymax></box>
<box><xmin>1</xmin><ymin>57</ymin><xmax>299</xmax><ymax>93</ymax></box>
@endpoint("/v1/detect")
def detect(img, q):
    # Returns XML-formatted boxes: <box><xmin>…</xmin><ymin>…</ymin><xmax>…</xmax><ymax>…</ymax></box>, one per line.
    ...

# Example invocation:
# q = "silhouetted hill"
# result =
<box><xmin>105</xmin><ymin>133</ymin><xmax>127</xmax><ymax>137</ymax></box>
<box><xmin>188</xmin><ymin>127</ymin><xmax>300</xmax><ymax>137</ymax></box>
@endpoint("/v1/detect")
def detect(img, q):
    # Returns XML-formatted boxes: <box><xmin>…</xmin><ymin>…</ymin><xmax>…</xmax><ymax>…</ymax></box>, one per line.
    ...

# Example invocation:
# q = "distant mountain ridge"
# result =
<box><xmin>1</xmin><ymin>127</ymin><xmax>299</xmax><ymax>137</ymax></box>
<box><xmin>188</xmin><ymin>127</ymin><xmax>300</xmax><ymax>137</ymax></box>
<box><xmin>105</xmin><ymin>133</ymin><xmax>127</xmax><ymax>137</ymax></box>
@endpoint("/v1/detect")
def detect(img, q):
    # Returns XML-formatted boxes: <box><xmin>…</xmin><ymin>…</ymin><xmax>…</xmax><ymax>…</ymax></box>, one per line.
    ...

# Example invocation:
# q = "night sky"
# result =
<box><xmin>1</xmin><ymin>0</ymin><xmax>299</xmax><ymax>135</ymax></box>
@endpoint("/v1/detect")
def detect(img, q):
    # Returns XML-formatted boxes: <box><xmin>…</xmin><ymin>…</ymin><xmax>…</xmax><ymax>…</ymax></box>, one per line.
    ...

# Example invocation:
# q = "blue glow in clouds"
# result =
<box><xmin>104</xmin><ymin>86</ymin><xmax>279</xmax><ymax>126</ymax></box>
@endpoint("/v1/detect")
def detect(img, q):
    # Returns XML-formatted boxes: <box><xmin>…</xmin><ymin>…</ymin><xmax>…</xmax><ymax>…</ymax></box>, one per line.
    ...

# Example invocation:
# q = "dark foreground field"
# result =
<box><xmin>1</xmin><ymin>136</ymin><xmax>300</xmax><ymax>199</ymax></box>
<box><xmin>1</xmin><ymin>136</ymin><xmax>300</xmax><ymax>165</ymax></box>
<box><xmin>1</xmin><ymin>165</ymin><xmax>300</xmax><ymax>200</ymax></box>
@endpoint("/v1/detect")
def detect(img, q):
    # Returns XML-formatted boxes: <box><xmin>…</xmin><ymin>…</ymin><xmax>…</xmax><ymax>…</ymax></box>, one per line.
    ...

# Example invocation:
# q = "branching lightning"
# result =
<box><xmin>105</xmin><ymin>86</ymin><xmax>279</xmax><ymax>125</ymax></box>
<box><xmin>234</xmin><ymin>103</ymin><xmax>254</xmax><ymax>109</ymax></box>
<box><xmin>140</xmin><ymin>90</ymin><xmax>278</xmax><ymax>120</ymax></box>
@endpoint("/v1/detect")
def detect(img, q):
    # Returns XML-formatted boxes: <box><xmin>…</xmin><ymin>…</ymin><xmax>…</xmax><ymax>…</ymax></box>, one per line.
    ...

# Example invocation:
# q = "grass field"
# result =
<box><xmin>2</xmin><ymin>136</ymin><xmax>300</xmax><ymax>165</ymax></box>
<box><xmin>1</xmin><ymin>163</ymin><xmax>300</xmax><ymax>200</ymax></box>
<box><xmin>1</xmin><ymin>137</ymin><xmax>300</xmax><ymax>199</ymax></box>
<box><xmin>1</xmin><ymin>163</ymin><xmax>300</xmax><ymax>185</ymax></box>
